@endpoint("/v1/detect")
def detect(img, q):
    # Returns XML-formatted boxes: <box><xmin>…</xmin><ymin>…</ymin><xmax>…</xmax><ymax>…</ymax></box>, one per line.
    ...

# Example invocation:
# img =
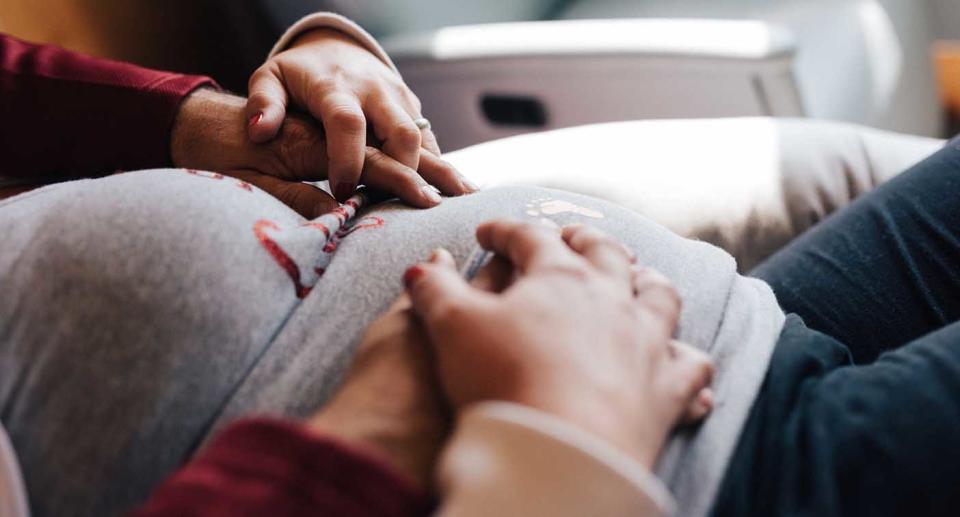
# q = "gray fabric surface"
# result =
<box><xmin>0</xmin><ymin>169</ymin><xmax>784</xmax><ymax>516</ymax></box>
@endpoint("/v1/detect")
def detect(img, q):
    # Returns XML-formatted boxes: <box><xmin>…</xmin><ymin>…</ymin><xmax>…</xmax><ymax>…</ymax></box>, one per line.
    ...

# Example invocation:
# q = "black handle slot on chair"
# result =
<box><xmin>481</xmin><ymin>95</ymin><xmax>548</xmax><ymax>127</ymax></box>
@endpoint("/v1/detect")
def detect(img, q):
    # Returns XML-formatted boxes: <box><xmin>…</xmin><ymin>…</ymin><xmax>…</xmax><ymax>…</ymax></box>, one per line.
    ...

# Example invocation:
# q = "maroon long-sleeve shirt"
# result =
<box><xmin>1</xmin><ymin>32</ymin><xmax>428</xmax><ymax>515</ymax></box>
<box><xmin>0</xmin><ymin>33</ymin><xmax>211</xmax><ymax>188</ymax></box>
<box><xmin>133</xmin><ymin>419</ymin><xmax>430</xmax><ymax>517</ymax></box>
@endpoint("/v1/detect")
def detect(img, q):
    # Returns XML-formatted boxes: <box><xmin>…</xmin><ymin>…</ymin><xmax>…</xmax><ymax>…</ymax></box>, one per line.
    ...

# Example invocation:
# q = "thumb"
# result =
<box><xmin>246</xmin><ymin>63</ymin><xmax>289</xmax><ymax>143</ymax></box>
<box><xmin>405</xmin><ymin>249</ymin><xmax>486</xmax><ymax>327</ymax></box>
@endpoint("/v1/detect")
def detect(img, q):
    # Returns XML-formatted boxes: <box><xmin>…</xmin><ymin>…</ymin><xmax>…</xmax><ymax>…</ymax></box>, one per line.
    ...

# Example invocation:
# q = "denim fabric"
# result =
<box><xmin>714</xmin><ymin>141</ymin><xmax>960</xmax><ymax>516</ymax></box>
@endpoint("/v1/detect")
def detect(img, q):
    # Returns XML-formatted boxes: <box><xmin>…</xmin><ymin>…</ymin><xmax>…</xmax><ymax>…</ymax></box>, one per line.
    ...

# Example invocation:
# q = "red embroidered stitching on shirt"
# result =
<box><xmin>183</xmin><ymin>169</ymin><xmax>253</xmax><ymax>192</ymax></box>
<box><xmin>253</xmin><ymin>191</ymin><xmax>383</xmax><ymax>299</ymax></box>
<box><xmin>253</xmin><ymin>219</ymin><xmax>313</xmax><ymax>298</ymax></box>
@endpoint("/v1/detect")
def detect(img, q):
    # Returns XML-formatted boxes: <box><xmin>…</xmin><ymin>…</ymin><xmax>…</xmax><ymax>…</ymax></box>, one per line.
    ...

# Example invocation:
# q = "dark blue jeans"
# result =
<box><xmin>712</xmin><ymin>141</ymin><xmax>960</xmax><ymax>516</ymax></box>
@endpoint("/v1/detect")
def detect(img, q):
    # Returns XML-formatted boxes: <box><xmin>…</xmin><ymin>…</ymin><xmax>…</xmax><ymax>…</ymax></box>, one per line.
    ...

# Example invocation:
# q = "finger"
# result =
<box><xmin>309</xmin><ymin>91</ymin><xmax>367</xmax><ymax>201</ymax></box>
<box><xmin>419</xmin><ymin>149</ymin><xmax>476</xmax><ymax>195</ymax></box>
<box><xmin>405</xmin><ymin>254</ymin><xmax>491</xmax><ymax>328</ymax></box>
<box><xmin>632</xmin><ymin>267</ymin><xmax>683</xmax><ymax>332</ymax></box>
<box><xmin>419</xmin><ymin>126</ymin><xmax>443</xmax><ymax>156</ymax></box>
<box><xmin>470</xmin><ymin>255</ymin><xmax>513</xmax><ymax>293</ymax></box>
<box><xmin>681</xmin><ymin>388</ymin><xmax>714</xmax><ymax>425</ymax></box>
<box><xmin>561</xmin><ymin>224</ymin><xmax>634</xmax><ymax>281</ymax></box>
<box><xmin>429</xmin><ymin>247</ymin><xmax>457</xmax><ymax>268</ymax></box>
<box><xmin>388</xmin><ymin>248</ymin><xmax>455</xmax><ymax>313</ymax></box>
<box><xmin>476</xmin><ymin>220</ymin><xmax>576</xmax><ymax>273</ymax></box>
<box><xmin>246</xmin><ymin>63</ymin><xmax>289</xmax><ymax>143</ymax></box>
<box><xmin>224</xmin><ymin>170</ymin><xmax>339</xmax><ymax>219</ymax></box>
<box><xmin>266</xmin><ymin>115</ymin><xmax>330</xmax><ymax>181</ymax></box>
<box><xmin>361</xmin><ymin>147</ymin><xmax>442</xmax><ymax>208</ymax></box>
<box><xmin>378</xmin><ymin>85</ymin><xmax>473</xmax><ymax>194</ymax></box>
<box><xmin>391</xmin><ymin>87</ymin><xmax>442</xmax><ymax>156</ymax></box>
<box><xmin>667</xmin><ymin>341</ymin><xmax>715</xmax><ymax>425</ymax></box>
<box><xmin>367</xmin><ymin>94</ymin><xmax>422</xmax><ymax>171</ymax></box>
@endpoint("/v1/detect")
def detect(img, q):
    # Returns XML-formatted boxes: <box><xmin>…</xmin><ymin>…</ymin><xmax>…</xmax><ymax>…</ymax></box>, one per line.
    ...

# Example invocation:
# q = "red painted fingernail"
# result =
<box><xmin>403</xmin><ymin>265</ymin><xmax>425</xmax><ymax>288</ymax></box>
<box><xmin>334</xmin><ymin>183</ymin><xmax>356</xmax><ymax>202</ymax></box>
<box><xmin>249</xmin><ymin>112</ymin><xmax>264</xmax><ymax>127</ymax></box>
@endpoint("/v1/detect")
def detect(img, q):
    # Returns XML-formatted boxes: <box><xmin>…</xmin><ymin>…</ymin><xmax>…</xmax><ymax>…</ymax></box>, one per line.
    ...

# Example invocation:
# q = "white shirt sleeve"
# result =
<box><xmin>268</xmin><ymin>12</ymin><xmax>399</xmax><ymax>74</ymax></box>
<box><xmin>0</xmin><ymin>424</ymin><xmax>30</xmax><ymax>517</ymax></box>
<box><xmin>435</xmin><ymin>402</ymin><xmax>676</xmax><ymax>517</ymax></box>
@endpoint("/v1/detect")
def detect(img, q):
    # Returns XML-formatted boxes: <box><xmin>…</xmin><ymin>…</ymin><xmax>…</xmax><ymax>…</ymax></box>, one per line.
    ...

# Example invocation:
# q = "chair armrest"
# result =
<box><xmin>383</xmin><ymin>19</ymin><xmax>803</xmax><ymax>150</ymax></box>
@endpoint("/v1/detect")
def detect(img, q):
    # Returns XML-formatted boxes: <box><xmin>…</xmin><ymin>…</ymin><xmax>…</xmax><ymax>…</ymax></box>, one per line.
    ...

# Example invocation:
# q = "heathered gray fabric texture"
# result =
<box><xmin>0</xmin><ymin>169</ymin><xmax>784</xmax><ymax>517</ymax></box>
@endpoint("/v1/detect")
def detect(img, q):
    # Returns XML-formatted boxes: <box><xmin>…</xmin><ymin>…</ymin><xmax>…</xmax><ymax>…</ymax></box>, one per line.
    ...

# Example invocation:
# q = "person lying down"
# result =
<box><xmin>3</xmin><ymin>10</ymin><xmax>960</xmax><ymax>517</ymax></box>
<box><xmin>6</xmin><ymin>140</ymin><xmax>960</xmax><ymax>517</ymax></box>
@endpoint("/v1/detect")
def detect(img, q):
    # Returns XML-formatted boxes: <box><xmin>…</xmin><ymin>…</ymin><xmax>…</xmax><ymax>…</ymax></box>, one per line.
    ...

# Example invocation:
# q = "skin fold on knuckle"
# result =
<box><xmin>327</xmin><ymin>104</ymin><xmax>366</xmax><ymax>133</ymax></box>
<box><xmin>389</xmin><ymin>120</ymin><xmax>422</xmax><ymax>149</ymax></box>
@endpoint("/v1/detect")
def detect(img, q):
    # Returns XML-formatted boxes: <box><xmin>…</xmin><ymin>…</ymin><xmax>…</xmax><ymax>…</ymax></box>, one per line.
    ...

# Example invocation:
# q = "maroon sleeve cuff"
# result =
<box><xmin>0</xmin><ymin>33</ymin><xmax>216</xmax><ymax>181</ymax></box>
<box><xmin>132</xmin><ymin>418</ymin><xmax>432</xmax><ymax>517</ymax></box>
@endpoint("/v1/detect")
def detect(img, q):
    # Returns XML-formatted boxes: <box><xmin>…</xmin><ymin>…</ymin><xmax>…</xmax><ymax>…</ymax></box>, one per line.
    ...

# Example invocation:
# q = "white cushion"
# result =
<box><xmin>447</xmin><ymin>117</ymin><xmax>943</xmax><ymax>269</ymax></box>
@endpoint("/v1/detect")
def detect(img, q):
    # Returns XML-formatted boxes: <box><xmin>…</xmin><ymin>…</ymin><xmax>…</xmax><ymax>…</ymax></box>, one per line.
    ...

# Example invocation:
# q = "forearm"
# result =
<box><xmin>133</xmin><ymin>410</ymin><xmax>672</xmax><ymax>517</ymax></box>
<box><xmin>0</xmin><ymin>33</ymin><xmax>215</xmax><ymax>181</ymax></box>
<box><xmin>437</xmin><ymin>403</ymin><xmax>674</xmax><ymax>517</ymax></box>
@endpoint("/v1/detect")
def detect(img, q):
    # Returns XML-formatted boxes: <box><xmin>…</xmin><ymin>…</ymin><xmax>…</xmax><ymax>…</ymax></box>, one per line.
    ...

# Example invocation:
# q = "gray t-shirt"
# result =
<box><xmin>0</xmin><ymin>170</ymin><xmax>784</xmax><ymax>516</ymax></box>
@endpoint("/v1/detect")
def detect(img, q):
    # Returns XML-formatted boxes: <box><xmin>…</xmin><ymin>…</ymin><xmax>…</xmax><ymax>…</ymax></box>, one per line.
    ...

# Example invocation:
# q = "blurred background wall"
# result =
<box><xmin>0</xmin><ymin>0</ymin><xmax>276</xmax><ymax>92</ymax></box>
<box><xmin>5</xmin><ymin>0</ymin><xmax>960</xmax><ymax>137</ymax></box>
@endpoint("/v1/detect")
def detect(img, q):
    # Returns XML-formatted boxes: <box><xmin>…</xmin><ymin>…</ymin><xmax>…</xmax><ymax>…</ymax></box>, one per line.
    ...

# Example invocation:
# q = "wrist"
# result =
<box><xmin>307</xmin><ymin>383</ymin><xmax>447</xmax><ymax>491</ymax></box>
<box><xmin>306</xmin><ymin>330</ymin><xmax>449</xmax><ymax>490</ymax></box>
<box><xmin>509</xmin><ymin>387</ymin><xmax>665</xmax><ymax>469</ymax></box>
<box><xmin>270</xmin><ymin>12</ymin><xmax>399</xmax><ymax>74</ymax></box>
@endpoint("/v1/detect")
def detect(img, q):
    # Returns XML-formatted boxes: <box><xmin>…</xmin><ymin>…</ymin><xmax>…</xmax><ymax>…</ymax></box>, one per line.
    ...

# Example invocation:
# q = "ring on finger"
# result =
<box><xmin>413</xmin><ymin>117</ymin><xmax>432</xmax><ymax>131</ymax></box>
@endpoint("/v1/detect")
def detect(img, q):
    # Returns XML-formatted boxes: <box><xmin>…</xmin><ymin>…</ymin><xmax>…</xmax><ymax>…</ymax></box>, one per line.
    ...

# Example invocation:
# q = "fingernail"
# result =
<box><xmin>429</xmin><ymin>248</ymin><xmax>452</xmax><ymax>264</ymax></box>
<box><xmin>460</xmin><ymin>176</ymin><xmax>480</xmax><ymax>193</ymax></box>
<box><xmin>422</xmin><ymin>185</ymin><xmax>442</xmax><ymax>205</ymax></box>
<box><xmin>403</xmin><ymin>265</ymin><xmax>425</xmax><ymax>288</ymax></box>
<box><xmin>335</xmin><ymin>182</ymin><xmax>356</xmax><ymax>201</ymax></box>
<box><xmin>249</xmin><ymin>112</ymin><xmax>264</xmax><ymax>127</ymax></box>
